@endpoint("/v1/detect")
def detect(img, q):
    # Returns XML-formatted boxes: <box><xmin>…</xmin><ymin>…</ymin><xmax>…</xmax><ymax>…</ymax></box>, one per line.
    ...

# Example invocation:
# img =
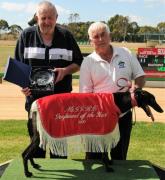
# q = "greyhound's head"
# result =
<box><xmin>134</xmin><ymin>88</ymin><xmax>163</xmax><ymax>118</ymax></box>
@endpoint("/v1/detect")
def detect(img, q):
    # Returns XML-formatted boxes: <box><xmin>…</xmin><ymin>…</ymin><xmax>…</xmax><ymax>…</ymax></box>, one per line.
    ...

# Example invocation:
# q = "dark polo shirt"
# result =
<box><xmin>15</xmin><ymin>25</ymin><xmax>83</xmax><ymax>93</ymax></box>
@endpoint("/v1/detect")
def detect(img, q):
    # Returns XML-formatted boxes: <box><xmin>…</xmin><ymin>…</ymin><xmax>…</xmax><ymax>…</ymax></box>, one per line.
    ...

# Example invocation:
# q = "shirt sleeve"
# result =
<box><xmin>131</xmin><ymin>53</ymin><xmax>145</xmax><ymax>79</ymax></box>
<box><xmin>79</xmin><ymin>57</ymin><xmax>93</xmax><ymax>93</ymax></box>
<box><xmin>66</xmin><ymin>31</ymin><xmax>83</xmax><ymax>66</ymax></box>
<box><xmin>124</xmin><ymin>48</ymin><xmax>145</xmax><ymax>80</ymax></box>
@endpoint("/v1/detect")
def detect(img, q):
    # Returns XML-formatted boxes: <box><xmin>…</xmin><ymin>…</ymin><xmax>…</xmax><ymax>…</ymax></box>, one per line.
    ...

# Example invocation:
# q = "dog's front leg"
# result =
<box><xmin>22</xmin><ymin>152</ymin><xmax>31</xmax><ymax>177</ymax></box>
<box><xmin>22</xmin><ymin>151</ymin><xmax>33</xmax><ymax>177</ymax></box>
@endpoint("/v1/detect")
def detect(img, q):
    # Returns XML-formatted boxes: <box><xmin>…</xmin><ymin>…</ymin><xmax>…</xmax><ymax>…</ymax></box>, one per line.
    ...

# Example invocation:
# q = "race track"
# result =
<box><xmin>0</xmin><ymin>81</ymin><xmax>164</xmax><ymax>122</ymax></box>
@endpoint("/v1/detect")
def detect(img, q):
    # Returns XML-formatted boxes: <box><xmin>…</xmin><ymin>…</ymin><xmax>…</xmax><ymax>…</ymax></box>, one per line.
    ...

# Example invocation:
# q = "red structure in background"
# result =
<box><xmin>137</xmin><ymin>48</ymin><xmax>165</xmax><ymax>79</ymax></box>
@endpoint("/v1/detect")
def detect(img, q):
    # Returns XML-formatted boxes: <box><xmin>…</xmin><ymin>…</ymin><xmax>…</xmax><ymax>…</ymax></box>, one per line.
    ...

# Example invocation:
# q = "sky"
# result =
<box><xmin>0</xmin><ymin>0</ymin><xmax>165</xmax><ymax>29</ymax></box>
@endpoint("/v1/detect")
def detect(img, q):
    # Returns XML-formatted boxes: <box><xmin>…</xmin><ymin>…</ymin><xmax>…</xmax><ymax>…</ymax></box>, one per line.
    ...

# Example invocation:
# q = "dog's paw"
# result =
<box><xmin>33</xmin><ymin>163</ymin><xmax>41</xmax><ymax>169</ymax></box>
<box><xmin>25</xmin><ymin>171</ymin><xmax>33</xmax><ymax>177</ymax></box>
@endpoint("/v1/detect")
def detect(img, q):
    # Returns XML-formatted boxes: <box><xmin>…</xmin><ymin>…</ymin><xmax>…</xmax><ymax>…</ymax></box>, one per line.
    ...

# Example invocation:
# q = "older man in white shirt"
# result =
<box><xmin>79</xmin><ymin>22</ymin><xmax>145</xmax><ymax>160</ymax></box>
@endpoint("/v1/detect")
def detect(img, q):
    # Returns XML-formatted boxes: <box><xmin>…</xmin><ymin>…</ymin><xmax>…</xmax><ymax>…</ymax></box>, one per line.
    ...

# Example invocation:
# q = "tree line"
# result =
<box><xmin>0</xmin><ymin>19</ymin><xmax>22</xmax><ymax>39</ymax></box>
<box><xmin>1</xmin><ymin>14</ymin><xmax>165</xmax><ymax>42</ymax></box>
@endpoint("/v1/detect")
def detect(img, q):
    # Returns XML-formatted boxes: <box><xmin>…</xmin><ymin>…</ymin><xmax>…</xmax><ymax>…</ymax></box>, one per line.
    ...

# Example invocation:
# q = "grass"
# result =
<box><xmin>0</xmin><ymin>120</ymin><xmax>165</xmax><ymax>169</ymax></box>
<box><xmin>0</xmin><ymin>46</ymin><xmax>15</xmax><ymax>72</ymax></box>
<box><xmin>0</xmin><ymin>120</ymin><xmax>29</xmax><ymax>163</ymax></box>
<box><xmin>128</xmin><ymin>122</ymin><xmax>165</xmax><ymax>168</ymax></box>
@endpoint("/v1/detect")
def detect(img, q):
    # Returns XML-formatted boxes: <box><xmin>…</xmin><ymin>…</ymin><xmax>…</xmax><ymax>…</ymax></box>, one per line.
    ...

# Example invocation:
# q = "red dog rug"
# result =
<box><xmin>30</xmin><ymin>93</ymin><xmax>121</xmax><ymax>156</ymax></box>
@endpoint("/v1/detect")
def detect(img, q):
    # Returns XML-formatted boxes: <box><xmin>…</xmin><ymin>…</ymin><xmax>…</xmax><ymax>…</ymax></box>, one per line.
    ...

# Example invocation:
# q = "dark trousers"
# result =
<box><xmin>110</xmin><ymin>111</ymin><xmax>132</xmax><ymax>160</ymax></box>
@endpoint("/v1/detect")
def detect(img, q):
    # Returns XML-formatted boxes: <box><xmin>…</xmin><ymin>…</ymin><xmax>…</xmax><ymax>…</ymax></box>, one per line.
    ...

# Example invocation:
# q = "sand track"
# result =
<box><xmin>0</xmin><ymin>81</ymin><xmax>164</xmax><ymax>122</ymax></box>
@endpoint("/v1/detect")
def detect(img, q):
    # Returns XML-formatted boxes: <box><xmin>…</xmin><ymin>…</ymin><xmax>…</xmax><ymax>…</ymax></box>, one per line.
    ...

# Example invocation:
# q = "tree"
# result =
<box><xmin>73</xmin><ymin>13</ymin><xmax>79</xmax><ymax>22</ymax></box>
<box><xmin>138</xmin><ymin>26</ymin><xmax>158</xmax><ymax>42</ymax></box>
<box><xmin>68</xmin><ymin>13</ymin><xmax>74</xmax><ymax>23</ymax></box>
<box><xmin>0</xmin><ymin>19</ymin><xmax>9</xmax><ymax>33</ymax></box>
<box><xmin>68</xmin><ymin>13</ymin><xmax>80</xmax><ymax>37</ymax></box>
<box><xmin>128</xmin><ymin>22</ymin><xmax>139</xmax><ymax>42</ymax></box>
<box><xmin>138</xmin><ymin>26</ymin><xmax>157</xmax><ymax>34</ymax></box>
<box><xmin>68</xmin><ymin>13</ymin><xmax>79</xmax><ymax>23</ymax></box>
<box><xmin>107</xmin><ymin>14</ymin><xmax>121</xmax><ymax>41</ymax></box>
<box><xmin>9</xmin><ymin>24</ymin><xmax>22</xmax><ymax>35</ymax></box>
<box><xmin>107</xmin><ymin>15</ymin><xmax>129</xmax><ymax>41</ymax></box>
<box><xmin>122</xmin><ymin>16</ymin><xmax>129</xmax><ymax>42</ymax></box>
<box><xmin>108</xmin><ymin>14</ymin><xmax>120</xmax><ymax>32</ymax></box>
<box><xmin>157</xmin><ymin>22</ymin><xmax>165</xmax><ymax>33</ymax></box>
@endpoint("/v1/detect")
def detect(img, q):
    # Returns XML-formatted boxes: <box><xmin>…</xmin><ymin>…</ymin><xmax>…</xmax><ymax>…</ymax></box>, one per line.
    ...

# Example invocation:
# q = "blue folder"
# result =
<box><xmin>3</xmin><ymin>57</ymin><xmax>32</xmax><ymax>88</ymax></box>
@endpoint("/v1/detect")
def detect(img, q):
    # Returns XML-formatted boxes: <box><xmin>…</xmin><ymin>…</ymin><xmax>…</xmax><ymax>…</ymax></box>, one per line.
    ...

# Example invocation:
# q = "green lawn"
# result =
<box><xmin>0</xmin><ymin>46</ymin><xmax>15</xmax><ymax>72</ymax></box>
<box><xmin>0</xmin><ymin>120</ymin><xmax>165</xmax><ymax>169</ymax></box>
<box><xmin>127</xmin><ymin>122</ymin><xmax>165</xmax><ymax>168</ymax></box>
<box><xmin>0</xmin><ymin>120</ymin><xmax>29</xmax><ymax>163</ymax></box>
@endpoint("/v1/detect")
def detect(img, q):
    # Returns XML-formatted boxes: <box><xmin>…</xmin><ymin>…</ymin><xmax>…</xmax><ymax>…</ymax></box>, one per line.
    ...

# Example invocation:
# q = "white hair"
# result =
<box><xmin>36</xmin><ymin>1</ymin><xmax>58</xmax><ymax>17</ymax></box>
<box><xmin>88</xmin><ymin>22</ymin><xmax>110</xmax><ymax>37</ymax></box>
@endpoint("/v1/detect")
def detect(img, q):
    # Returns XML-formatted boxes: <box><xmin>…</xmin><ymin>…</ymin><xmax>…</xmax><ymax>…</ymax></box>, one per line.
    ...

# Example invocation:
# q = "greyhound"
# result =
<box><xmin>22</xmin><ymin>88</ymin><xmax>163</xmax><ymax>177</ymax></box>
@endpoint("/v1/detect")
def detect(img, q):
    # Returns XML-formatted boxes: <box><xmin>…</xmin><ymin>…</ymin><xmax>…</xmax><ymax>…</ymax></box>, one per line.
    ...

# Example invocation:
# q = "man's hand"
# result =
<box><xmin>53</xmin><ymin>64</ymin><xmax>80</xmax><ymax>84</ymax></box>
<box><xmin>53</xmin><ymin>68</ymin><xmax>67</xmax><ymax>84</ymax></box>
<box><xmin>21</xmin><ymin>87</ymin><xmax>31</xmax><ymax>96</ymax></box>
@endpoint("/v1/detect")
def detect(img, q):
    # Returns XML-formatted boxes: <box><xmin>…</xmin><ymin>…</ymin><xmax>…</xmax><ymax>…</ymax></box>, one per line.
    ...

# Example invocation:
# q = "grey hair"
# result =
<box><xmin>36</xmin><ymin>1</ymin><xmax>58</xmax><ymax>17</ymax></box>
<box><xmin>88</xmin><ymin>22</ymin><xmax>110</xmax><ymax>38</ymax></box>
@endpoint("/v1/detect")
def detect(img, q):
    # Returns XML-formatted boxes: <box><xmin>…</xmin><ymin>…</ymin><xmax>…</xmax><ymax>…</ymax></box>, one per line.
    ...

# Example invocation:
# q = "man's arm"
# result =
<box><xmin>64</xmin><ymin>63</ymin><xmax>80</xmax><ymax>74</ymax></box>
<box><xmin>134</xmin><ymin>75</ymin><xmax>146</xmax><ymax>88</ymax></box>
<box><xmin>54</xmin><ymin>63</ymin><xmax>80</xmax><ymax>84</ymax></box>
<box><xmin>14</xmin><ymin>33</ymin><xmax>25</xmax><ymax>62</ymax></box>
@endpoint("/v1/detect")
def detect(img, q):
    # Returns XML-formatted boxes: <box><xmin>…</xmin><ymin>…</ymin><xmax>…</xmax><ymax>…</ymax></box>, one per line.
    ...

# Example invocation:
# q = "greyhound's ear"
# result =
<box><xmin>141</xmin><ymin>105</ymin><xmax>155</xmax><ymax>121</ymax></box>
<box><xmin>141</xmin><ymin>104</ymin><xmax>153</xmax><ymax>117</ymax></box>
<box><xmin>140</xmin><ymin>104</ymin><xmax>152</xmax><ymax>116</ymax></box>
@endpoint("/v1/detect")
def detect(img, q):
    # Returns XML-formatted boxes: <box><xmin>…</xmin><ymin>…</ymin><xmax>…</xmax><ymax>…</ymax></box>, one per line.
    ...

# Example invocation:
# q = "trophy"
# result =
<box><xmin>29</xmin><ymin>68</ymin><xmax>55</xmax><ymax>98</ymax></box>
